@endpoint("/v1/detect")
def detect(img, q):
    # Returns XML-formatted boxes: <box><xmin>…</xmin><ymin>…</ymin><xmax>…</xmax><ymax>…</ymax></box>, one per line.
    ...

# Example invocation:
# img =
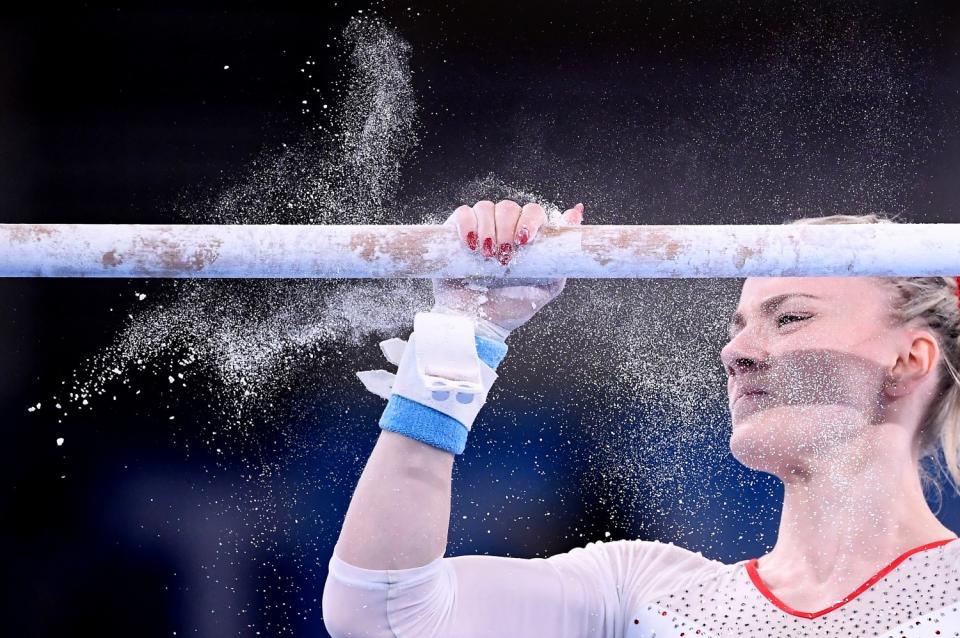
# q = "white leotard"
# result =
<box><xmin>322</xmin><ymin>536</ymin><xmax>960</xmax><ymax>637</ymax></box>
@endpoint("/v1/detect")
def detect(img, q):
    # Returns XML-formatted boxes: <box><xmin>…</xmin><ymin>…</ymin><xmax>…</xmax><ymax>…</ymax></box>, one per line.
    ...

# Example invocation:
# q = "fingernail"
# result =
<box><xmin>482</xmin><ymin>237</ymin><xmax>494</xmax><ymax>257</ymax></box>
<box><xmin>498</xmin><ymin>243</ymin><xmax>512</xmax><ymax>265</ymax></box>
<box><xmin>466</xmin><ymin>231</ymin><xmax>477</xmax><ymax>251</ymax></box>
<box><xmin>518</xmin><ymin>226</ymin><xmax>530</xmax><ymax>245</ymax></box>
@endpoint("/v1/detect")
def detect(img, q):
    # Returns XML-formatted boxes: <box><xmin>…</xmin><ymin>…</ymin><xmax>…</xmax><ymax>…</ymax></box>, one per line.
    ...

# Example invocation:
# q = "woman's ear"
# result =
<box><xmin>886</xmin><ymin>330</ymin><xmax>940</xmax><ymax>398</ymax></box>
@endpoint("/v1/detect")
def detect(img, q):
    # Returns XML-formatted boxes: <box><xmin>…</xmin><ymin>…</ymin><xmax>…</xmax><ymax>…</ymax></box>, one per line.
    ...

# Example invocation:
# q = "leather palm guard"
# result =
<box><xmin>356</xmin><ymin>312</ymin><xmax>499</xmax><ymax>431</ymax></box>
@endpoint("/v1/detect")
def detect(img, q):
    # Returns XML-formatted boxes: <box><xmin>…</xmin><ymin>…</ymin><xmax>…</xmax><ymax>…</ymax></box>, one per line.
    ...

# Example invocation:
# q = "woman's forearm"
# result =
<box><xmin>333</xmin><ymin>429</ymin><xmax>455</xmax><ymax>569</ymax></box>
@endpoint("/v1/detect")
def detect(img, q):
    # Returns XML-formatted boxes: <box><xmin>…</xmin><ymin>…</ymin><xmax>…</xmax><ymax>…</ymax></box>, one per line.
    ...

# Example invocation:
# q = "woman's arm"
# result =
<box><xmin>323</xmin><ymin>538</ymin><xmax>621</xmax><ymax>638</ymax></box>
<box><xmin>322</xmin><ymin>536</ymin><xmax>725</xmax><ymax>638</ymax></box>
<box><xmin>333</xmin><ymin>429</ymin><xmax>454</xmax><ymax>570</ymax></box>
<box><xmin>324</xmin><ymin>388</ymin><xmax>623</xmax><ymax>638</ymax></box>
<box><xmin>333</xmin><ymin>199</ymin><xmax>584</xmax><ymax>571</ymax></box>
<box><xmin>324</xmin><ymin>200</ymin><xmax>590</xmax><ymax>636</ymax></box>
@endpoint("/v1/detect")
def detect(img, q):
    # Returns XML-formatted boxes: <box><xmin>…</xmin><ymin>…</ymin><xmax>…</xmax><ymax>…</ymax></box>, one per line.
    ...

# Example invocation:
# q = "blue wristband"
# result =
<box><xmin>378</xmin><ymin>335</ymin><xmax>508</xmax><ymax>455</ymax></box>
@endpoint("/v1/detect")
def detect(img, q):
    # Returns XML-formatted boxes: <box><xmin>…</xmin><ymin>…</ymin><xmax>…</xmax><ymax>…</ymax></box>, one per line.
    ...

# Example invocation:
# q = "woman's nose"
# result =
<box><xmin>720</xmin><ymin>331</ymin><xmax>768</xmax><ymax>377</ymax></box>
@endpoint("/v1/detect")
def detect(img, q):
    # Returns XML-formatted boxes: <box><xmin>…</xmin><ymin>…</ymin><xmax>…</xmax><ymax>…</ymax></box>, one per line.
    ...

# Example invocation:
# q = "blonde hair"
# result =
<box><xmin>789</xmin><ymin>214</ymin><xmax>960</xmax><ymax>503</ymax></box>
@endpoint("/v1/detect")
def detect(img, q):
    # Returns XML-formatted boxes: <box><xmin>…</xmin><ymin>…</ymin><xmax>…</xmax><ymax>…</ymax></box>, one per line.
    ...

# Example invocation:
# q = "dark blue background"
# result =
<box><xmin>2</xmin><ymin>2</ymin><xmax>959</xmax><ymax>636</ymax></box>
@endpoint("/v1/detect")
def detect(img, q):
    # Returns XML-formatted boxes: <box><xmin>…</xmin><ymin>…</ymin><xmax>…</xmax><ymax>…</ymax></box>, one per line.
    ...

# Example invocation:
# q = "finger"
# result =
<box><xmin>560</xmin><ymin>202</ymin><xmax>585</xmax><ymax>226</ymax></box>
<box><xmin>494</xmin><ymin>199</ymin><xmax>522</xmax><ymax>265</ymax></box>
<box><xmin>473</xmin><ymin>200</ymin><xmax>496</xmax><ymax>259</ymax></box>
<box><xmin>451</xmin><ymin>205</ymin><xmax>478</xmax><ymax>251</ymax></box>
<box><xmin>516</xmin><ymin>202</ymin><xmax>547</xmax><ymax>246</ymax></box>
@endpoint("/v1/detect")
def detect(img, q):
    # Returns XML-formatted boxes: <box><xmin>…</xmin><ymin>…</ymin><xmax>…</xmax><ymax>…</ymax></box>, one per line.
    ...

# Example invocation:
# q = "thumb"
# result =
<box><xmin>561</xmin><ymin>202</ymin><xmax>585</xmax><ymax>225</ymax></box>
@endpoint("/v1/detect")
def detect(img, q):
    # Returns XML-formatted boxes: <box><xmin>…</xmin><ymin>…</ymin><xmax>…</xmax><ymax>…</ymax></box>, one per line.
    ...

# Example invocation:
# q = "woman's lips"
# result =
<box><xmin>730</xmin><ymin>390</ymin><xmax>767</xmax><ymax>408</ymax></box>
<box><xmin>735</xmin><ymin>390</ymin><xmax>767</xmax><ymax>405</ymax></box>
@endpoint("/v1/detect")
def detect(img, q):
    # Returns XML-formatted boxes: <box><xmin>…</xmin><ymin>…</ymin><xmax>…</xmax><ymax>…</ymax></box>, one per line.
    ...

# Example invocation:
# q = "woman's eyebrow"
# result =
<box><xmin>727</xmin><ymin>293</ymin><xmax>822</xmax><ymax>337</ymax></box>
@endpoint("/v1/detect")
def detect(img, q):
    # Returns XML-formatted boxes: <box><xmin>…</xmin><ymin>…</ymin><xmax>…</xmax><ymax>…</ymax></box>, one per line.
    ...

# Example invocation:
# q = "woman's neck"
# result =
<box><xmin>759</xmin><ymin>427</ymin><xmax>956</xmax><ymax>587</ymax></box>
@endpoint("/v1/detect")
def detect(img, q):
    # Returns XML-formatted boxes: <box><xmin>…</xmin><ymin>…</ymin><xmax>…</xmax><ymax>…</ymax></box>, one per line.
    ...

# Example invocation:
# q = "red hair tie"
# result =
<box><xmin>955</xmin><ymin>276</ymin><xmax>960</xmax><ymax>308</ymax></box>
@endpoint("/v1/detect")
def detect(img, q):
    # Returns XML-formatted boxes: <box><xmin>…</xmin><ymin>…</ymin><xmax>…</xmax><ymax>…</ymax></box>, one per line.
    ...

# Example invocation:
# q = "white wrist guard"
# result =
<box><xmin>356</xmin><ymin>311</ymin><xmax>499</xmax><ymax>430</ymax></box>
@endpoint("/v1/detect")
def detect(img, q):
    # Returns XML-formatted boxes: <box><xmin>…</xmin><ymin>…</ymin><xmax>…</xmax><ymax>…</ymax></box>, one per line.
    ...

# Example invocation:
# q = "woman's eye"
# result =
<box><xmin>777</xmin><ymin>313</ymin><xmax>809</xmax><ymax>328</ymax></box>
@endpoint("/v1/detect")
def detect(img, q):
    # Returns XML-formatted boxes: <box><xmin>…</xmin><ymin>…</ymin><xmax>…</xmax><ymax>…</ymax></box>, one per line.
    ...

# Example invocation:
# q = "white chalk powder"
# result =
<box><xmin>28</xmin><ymin>8</ymin><xmax>937</xmax><ymax>628</ymax></box>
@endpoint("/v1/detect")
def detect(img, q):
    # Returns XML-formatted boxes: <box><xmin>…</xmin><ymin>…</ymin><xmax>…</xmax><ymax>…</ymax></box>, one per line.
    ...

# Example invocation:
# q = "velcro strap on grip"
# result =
<box><xmin>356</xmin><ymin>311</ymin><xmax>498</xmax><ymax>430</ymax></box>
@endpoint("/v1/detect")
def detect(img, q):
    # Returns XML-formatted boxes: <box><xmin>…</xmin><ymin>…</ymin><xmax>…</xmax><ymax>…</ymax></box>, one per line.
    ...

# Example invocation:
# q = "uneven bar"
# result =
<box><xmin>0</xmin><ymin>223</ymin><xmax>957</xmax><ymax>278</ymax></box>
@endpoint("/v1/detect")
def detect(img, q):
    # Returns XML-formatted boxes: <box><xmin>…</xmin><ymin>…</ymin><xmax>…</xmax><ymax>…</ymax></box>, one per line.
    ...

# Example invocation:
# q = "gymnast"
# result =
<box><xmin>322</xmin><ymin>200</ymin><xmax>960</xmax><ymax>636</ymax></box>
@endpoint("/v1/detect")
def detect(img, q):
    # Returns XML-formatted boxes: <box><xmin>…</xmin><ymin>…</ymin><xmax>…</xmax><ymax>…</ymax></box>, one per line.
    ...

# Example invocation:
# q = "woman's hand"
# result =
<box><xmin>431</xmin><ymin>199</ymin><xmax>585</xmax><ymax>339</ymax></box>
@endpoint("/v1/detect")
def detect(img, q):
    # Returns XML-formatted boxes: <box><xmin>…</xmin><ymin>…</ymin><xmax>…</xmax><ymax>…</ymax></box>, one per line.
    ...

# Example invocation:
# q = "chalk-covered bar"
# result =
<box><xmin>0</xmin><ymin>223</ymin><xmax>958</xmax><ymax>278</ymax></box>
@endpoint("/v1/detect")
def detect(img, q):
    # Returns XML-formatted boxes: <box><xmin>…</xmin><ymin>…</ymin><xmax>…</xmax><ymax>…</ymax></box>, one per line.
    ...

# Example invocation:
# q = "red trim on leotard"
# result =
<box><xmin>746</xmin><ymin>537</ymin><xmax>958</xmax><ymax>620</ymax></box>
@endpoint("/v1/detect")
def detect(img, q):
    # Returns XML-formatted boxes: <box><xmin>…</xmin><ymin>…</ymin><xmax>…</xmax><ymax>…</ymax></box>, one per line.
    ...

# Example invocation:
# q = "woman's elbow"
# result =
<box><xmin>321</xmin><ymin>575</ymin><xmax>392</xmax><ymax>638</ymax></box>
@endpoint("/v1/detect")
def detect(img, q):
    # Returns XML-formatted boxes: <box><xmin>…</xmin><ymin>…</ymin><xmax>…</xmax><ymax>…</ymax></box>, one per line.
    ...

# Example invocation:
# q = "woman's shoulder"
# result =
<box><xmin>562</xmin><ymin>537</ymin><xmax>732</xmax><ymax>565</ymax></box>
<box><xmin>543</xmin><ymin>538</ymin><xmax>738</xmax><ymax>608</ymax></box>
<box><xmin>609</xmin><ymin>538</ymin><xmax>736</xmax><ymax>575</ymax></box>
<box><xmin>936</xmin><ymin>535</ymin><xmax>960</xmax><ymax>566</ymax></box>
<box><xmin>545</xmin><ymin>538</ymin><xmax>736</xmax><ymax>584</ymax></box>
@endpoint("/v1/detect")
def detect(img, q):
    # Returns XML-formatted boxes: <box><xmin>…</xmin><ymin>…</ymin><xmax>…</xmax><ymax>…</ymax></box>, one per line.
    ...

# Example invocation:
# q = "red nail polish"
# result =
<box><xmin>498</xmin><ymin>243</ymin><xmax>512</xmax><ymax>265</ymax></box>
<box><xmin>482</xmin><ymin>237</ymin><xmax>494</xmax><ymax>257</ymax></box>
<box><xmin>466</xmin><ymin>231</ymin><xmax>477</xmax><ymax>251</ymax></box>
<box><xmin>518</xmin><ymin>227</ymin><xmax>529</xmax><ymax>245</ymax></box>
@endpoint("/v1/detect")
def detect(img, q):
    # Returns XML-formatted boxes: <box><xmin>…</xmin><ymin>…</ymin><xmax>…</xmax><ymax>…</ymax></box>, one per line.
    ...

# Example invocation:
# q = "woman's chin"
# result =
<box><xmin>729</xmin><ymin>410</ymin><xmax>788</xmax><ymax>472</ymax></box>
<box><xmin>729</xmin><ymin>404</ymin><xmax>865</xmax><ymax>474</ymax></box>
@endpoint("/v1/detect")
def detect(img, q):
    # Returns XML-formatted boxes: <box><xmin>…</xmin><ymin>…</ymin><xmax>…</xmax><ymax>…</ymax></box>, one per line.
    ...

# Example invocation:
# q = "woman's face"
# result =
<box><xmin>720</xmin><ymin>277</ymin><xmax>905</xmax><ymax>477</ymax></box>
